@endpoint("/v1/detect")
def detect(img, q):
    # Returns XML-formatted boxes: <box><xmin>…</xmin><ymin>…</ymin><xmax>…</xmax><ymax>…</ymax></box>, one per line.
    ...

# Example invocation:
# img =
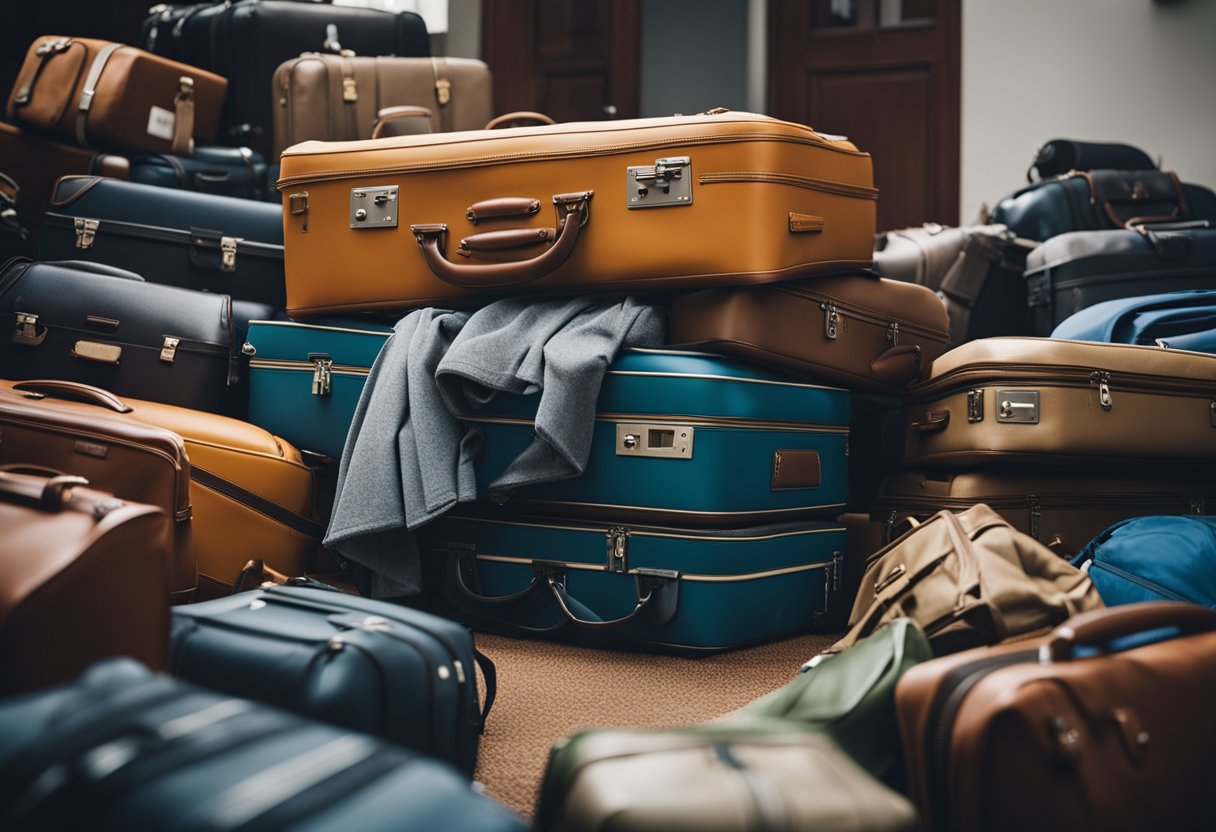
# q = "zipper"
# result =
<box><xmin>42</xmin><ymin>213</ymin><xmax>283</xmax><ymax>261</ymax></box>
<box><xmin>445</xmin><ymin>513</ymin><xmax>844</xmax><ymax>541</ymax></box>
<box><xmin>698</xmin><ymin>170</ymin><xmax>878</xmax><ymax>200</ymax></box>
<box><xmin>1050</xmin><ymin>265</ymin><xmax>1214</xmax><ymax>292</ymax></box>
<box><xmin>1090</xmin><ymin>370</ymin><xmax>1113</xmax><ymax>410</ymax></box>
<box><xmin>1087</xmin><ymin>560</ymin><xmax>1190</xmax><ymax>602</ymax></box>
<box><xmin>463</xmin><ymin>412</ymin><xmax>850</xmax><ymax>435</ymax></box>
<box><xmin>778</xmin><ymin>284</ymin><xmax>947</xmax><ymax>342</ymax></box>
<box><xmin>911</xmin><ymin>361</ymin><xmax>1216</xmax><ymax>401</ymax></box>
<box><xmin>190</xmin><ymin>466</ymin><xmax>322</xmax><ymax>538</ymax></box>
<box><xmin>248</xmin><ymin>357</ymin><xmax>370</xmax><ymax>379</ymax></box>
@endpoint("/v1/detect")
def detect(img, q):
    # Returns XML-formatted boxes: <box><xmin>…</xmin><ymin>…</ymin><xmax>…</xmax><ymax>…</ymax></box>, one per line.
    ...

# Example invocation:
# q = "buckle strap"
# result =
<box><xmin>172</xmin><ymin>76</ymin><xmax>194</xmax><ymax>156</ymax></box>
<box><xmin>11</xmin><ymin>38</ymin><xmax>72</xmax><ymax>110</ymax></box>
<box><xmin>74</xmin><ymin>43</ymin><xmax>123</xmax><ymax>147</ymax></box>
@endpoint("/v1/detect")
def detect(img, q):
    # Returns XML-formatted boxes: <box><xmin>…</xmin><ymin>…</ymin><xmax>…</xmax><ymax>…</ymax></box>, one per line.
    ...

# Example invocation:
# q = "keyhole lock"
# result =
<box><xmin>355</xmin><ymin>209</ymin><xmax>367</xmax><ymax>221</ymax></box>
<box><xmin>623</xmin><ymin>434</ymin><xmax>639</xmax><ymax>449</ymax></box>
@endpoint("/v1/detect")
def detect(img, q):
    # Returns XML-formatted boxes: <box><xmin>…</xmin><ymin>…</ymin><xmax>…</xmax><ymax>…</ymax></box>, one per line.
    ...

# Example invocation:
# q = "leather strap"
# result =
<box><xmin>10</xmin><ymin>38</ymin><xmax>72</xmax><ymax>113</ymax></box>
<box><xmin>75</xmin><ymin>43</ymin><xmax>123</xmax><ymax>147</ymax></box>
<box><xmin>430</xmin><ymin>57</ymin><xmax>451</xmax><ymax>133</ymax></box>
<box><xmin>172</xmin><ymin>76</ymin><xmax>194</xmax><ymax>156</ymax></box>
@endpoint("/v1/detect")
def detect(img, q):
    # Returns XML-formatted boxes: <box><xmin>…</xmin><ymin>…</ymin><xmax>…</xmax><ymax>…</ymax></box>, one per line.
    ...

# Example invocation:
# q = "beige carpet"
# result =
<box><xmin>472</xmin><ymin>630</ymin><xmax>840</xmax><ymax>819</ymax></box>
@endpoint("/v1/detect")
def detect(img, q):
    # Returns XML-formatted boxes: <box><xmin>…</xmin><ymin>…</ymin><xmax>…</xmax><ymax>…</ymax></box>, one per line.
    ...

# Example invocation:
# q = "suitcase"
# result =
<box><xmin>0</xmin><ymin>471</ymin><xmax>170</xmax><ymax>696</ymax></box>
<box><xmin>1027</xmin><ymin>138</ymin><xmax>1156</xmax><ymax>182</ymax></box>
<box><xmin>0</xmin><ymin>379</ymin><xmax>325</xmax><ymax>598</ymax></box>
<box><xmin>872</xmin><ymin>223</ymin><xmax>1038</xmax><ymax>343</ymax></box>
<box><xmin>1024</xmin><ymin>224</ymin><xmax>1216</xmax><ymax>335</ymax></box>
<box><xmin>129</xmin><ymin>145</ymin><xmax>273</xmax><ymax>201</ymax></box>
<box><xmin>1071</xmin><ymin>516</ymin><xmax>1216</xmax><ymax>608</ymax></box>
<box><xmin>0</xmin><ymin>392</ymin><xmax>196</xmax><ymax>601</ymax></box>
<box><xmin>245</xmin><ymin>317</ymin><xmax>392</xmax><ymax>459</ymax></box>
<box><xmin>902</xmin><ymin>337</ymin><xmax>1216</xmax><ymax>469</ymax></box>
<box><xmin>0</xmin><ymin>658</ymin><xmax>528</xmax><ymax>832</ymax></box>
<box><xmin>533</xmin><ymin>727</ymin><xmax>917</xmax><ymax>832</ymax></box>
<box><xmin>989</xmin><ymin>168</ymin><xmax>1216</xmax><ymax>242</ymax></box>
<box><xmin>273</xmin><ymin>54</ymin><xmax>493</xmax><ymax>155</ymax></box>
<box><xmin>417</xmin><ymin>511</ymin><xmax>847</xmax><ymax>653</ymax></box>
<box><xmin>141</xmin><ymin>0</ymin><xmax>430</xmax><ymax>155</ymax></box>
<box><xmin>0</xmin><ymin>171</ymin><xmax>31</xmax><ymax>261</ymax></box>
<box><xmin>468</xmin><ymin>349</ymin><xmax>851</xmax><ymax>523</ymax></box>
<box><xmin>0</xmin><ymin>258</ymin><xmax>246</xmax><ymax>415</ymax></box>
<box><xmin>276</xmin><ymin>111</ymin><xmax>878</xmax><ymax>317</ymax></box>
<box><xmin>668</xmin><ymin>274</ymin><xmax>949</xmax><ymax>393</ymax></box>
<box><xmin>170</xmin><ymin>585</ymin><xmax>492</xmax><ymax>775</ymax></box>
<box><xmin>41</xmin><ymin>175</ymin><xmax>287</xmax><ymax>309</ymax></box>
<box><xmin>6</xmin><ymin>36</ymin><xmax>226</xmax><ymax>155</ymax></box>
<box><xmin>0</xmin><ymin>120</ymin><xmax>128</xmax><ymax>248</ymax></box>
<box><xmin>872</xmin><ymin>468</ymin><xmax>1216</xmax><ymax>556</ymax></box>
<box><xmin>896</xmin><ymin>602</ymin><xmax>1216</xmax><ymax>832</ymax></box>
<box><xmin>1052</xmin><ymin>289</ymin><xmax>1216</xmax><ymax>353</ymax></box>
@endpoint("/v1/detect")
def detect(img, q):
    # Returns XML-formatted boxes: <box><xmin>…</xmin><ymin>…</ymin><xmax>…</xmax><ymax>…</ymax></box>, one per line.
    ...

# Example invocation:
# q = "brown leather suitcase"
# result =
<box><xmin>0</xmin><ymin>379</ymin><xmax>326</xmax><ymax>599</ymax></box>
<box><xmin>872</xmin><ymin>468</ymin><xmax>1216</xmax><ymax>556</ymax></box>
<box><xmin>276</xmin><ymin>111</ymin><xmax>877</xmax><ymax>317</ymax></box>
<box><xmin>6</xmin><ymin>36</ymin><xmax>226</xmax><ymax>155</ymax></box>
<box><xmin>0</xmin><ymin>393</ymin><xmax>196</xmax><ymax>602</ymax></box>
<box><xmin>669</xmin><ymin>274</ymin><xmax>950</xmax><ymax>392</ymax></box>
<box><xmin>0</xmin><ymin>469</ymin><xmax>170</xmax><ymax>696</ymax></box>
<box><xmin>0</xmin><ymin>120</ymin><xmax>128</xmax><ymax>248</ymax></box>
<box><xmin>272</xmin><ymin>55</ymin><xmax>492</xmax><ymax>155</ymax></box>
<box><xmin>903</xmin><ymin>338</ymin><xmax>1216</xmax><ymax>468</ymax></box>
<box><xmin>896</xmin><ymin>602</ymin><xmax>1216</xmax><ymax>832</ymax></box>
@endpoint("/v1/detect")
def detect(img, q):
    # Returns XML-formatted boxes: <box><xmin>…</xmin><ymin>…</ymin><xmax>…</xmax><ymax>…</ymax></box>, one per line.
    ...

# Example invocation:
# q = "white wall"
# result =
<box><xmin>960</xmin><ymin>0</ymin><xmax>1216</xmax><ymax>221</ymax></box>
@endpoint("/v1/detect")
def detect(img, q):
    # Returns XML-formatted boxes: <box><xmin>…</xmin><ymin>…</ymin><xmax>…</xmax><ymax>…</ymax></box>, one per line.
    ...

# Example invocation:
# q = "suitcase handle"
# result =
<box><xmin>458</xmin><ymin>227</ymin><xmax>557</xmax><ymax>256</ymax></box>
<box><xmin>870</xmin><ymin>344</ymin><xmax>924</xmax><ymax>386</ymax></box>
<box><xmin>1044</xmin><ymin>601</ymin><xmax>1216</xmax><ymax>663</ymax></box>
<box><xmin>484</xmin><ymin>111</ymin><xmax>556</xmax><ymax>130</ymax></box>
<box><xmin>0</xmin><ymin>463</ymin><xmax>66</xmax><ymax>478</ymax></box>
<box><xmin>453</xmin><ymin>546</ymin><xmax>545</xmax><ymax>605</ymax></box>
<box><xmin>370</xmin><ymin>105</ymin><xmax>433</xmax><ymax>140</ymax></box>
<box><xmin>410</xmin><ymin>190</ymin><xmax>591</xmax><ymax>289</ymax></box>
<box><xmin>12</xmin><ymin>380</ymin><xmax>133</xmax><ymax>413</ymax></box>
<box><xmin>909</xmin><ymin>409</ymin><xmax>950</xmax><ymax>433</ymax></box>
<box><xmin>0</xmin><ymin>470</ymin><xmax>90</xmax><ymax>512</ymax></box>
<box><xmin>545</xmin><ymin>566</ymin><xmax>680</xmax><ymax>630</ymax></box>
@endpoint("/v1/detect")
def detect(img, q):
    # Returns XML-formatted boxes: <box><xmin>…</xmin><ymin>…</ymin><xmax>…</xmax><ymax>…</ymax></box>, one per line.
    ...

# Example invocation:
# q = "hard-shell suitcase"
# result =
<box><xmin>273</xmin><ymin>54</ymin><xmax>492</xmax><ymax>155</ymax></box>
<box><xmin>141</xmin><ymin>0</ymin><xmax>430</xmax><ymax>155</ymax></box>
<box><xmin>276</xmin><ymin>111</ymin><xmax>878</xmax><ymax>317</ymax></box>
<box><xmin>129</xmin><ymin>145</ymin><xmax>273</xmax><ymax>201</ymax></box>
<box><xmin>902</xmin><ymin>338</ymin><xmax>1216</xmax><ymax>468</ymax></box>
<box><xmin>0</xmin><ymin>658</ymin><xmax>528</xmax><ymax>832</ymax></box>
<box><xmin>0</xmin><ymin>259</ymin><xmax>244</xmax><ymax>415</ymax></box>
<box><xmin>41</xmin><ymin>175</ymin><xmax>286</xmax><ymax>308</ymax></box>
<box><xmin>0</xmin><ymin>379</ymin><xmax>324</xmax><ymax>598</ymax></box>
<box><xmin>0</xmin><ymin>172</ymin><xmax>31</xmax><ymax>261</ymax></box>
<box><xmin>872</xmin><ymin>467</ymin><xmax>1216</xmax><ymax>555</ymax></box>
<box><xmin>245</xmin><ymin>317</ymin><xmax>392</xmax><ymax>459</ymax></box>
<box><xmin>0</xmin><ymin>392</ymin><xmax>196</xmax><ymax>601</ymax></box>
<box><xmin>896</xmin><ymin>602</ymin><xmax>1216</xmax><ymax>832</ymax></box>
<box><xmin>668</xmin><ymin>274</ymin><xmax>949</xmax><ymax>393</ymax></box>
<box><xmin>0</xmin><ymin>120</ymin><xmax>128</xmax><ymax>248</ymax></box>
<box><xmin>1071</xmin><ymin>516</ymin><xmax>1216</xmax><ymax>608</ymax></box>
<box><xmin>6</xmin><ymin>36</ymin><xmax>226</xmax><ymax>155</ymax></box>
<box><xmin>170</xmin><ymin>585</ymin><xmax>492</xmax><ymax>775</ymax></box>
<box><xmin>469</xmin><ymin>349</ymin><xmax>851</xmax><ymax>523</ymax></box>
<box><xmin>989</xmin><ymin>168</ymin><xmax>1216</xmax><ymax>242</ymax></box>
<box><xmin>417</xmin><ymin>511</ymin><xmax>847</xmax><ymax>653</ymax></box>
<box><xmin>0</xmin><ymin>471</ymin><xmax>170</xmax><ymax>696</ymax></box>
<box><xmin>1052</xmin><ymin>289</ymin><xmax>1216</xmax><ymax>353</ymax></box>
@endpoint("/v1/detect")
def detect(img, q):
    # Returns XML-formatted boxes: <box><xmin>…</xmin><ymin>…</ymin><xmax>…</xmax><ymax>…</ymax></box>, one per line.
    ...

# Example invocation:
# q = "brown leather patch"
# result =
<box><xmin>73</xmin><ymin>440</ymin><xmax>108</xmax><ymax>459</ymax></box>
<box><xmin>771</xmin><ymin>449</ymin><xmax>821</xmax><ymax>490</ymax></box>
<box><xmin>788</xmin><ymin>212</ymin><xmax>825</xmax><ymax>233</ymax></box>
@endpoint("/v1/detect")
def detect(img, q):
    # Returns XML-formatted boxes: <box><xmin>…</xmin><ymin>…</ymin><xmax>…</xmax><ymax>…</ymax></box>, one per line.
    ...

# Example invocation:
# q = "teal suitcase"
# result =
<box><xmin>417</xmin><ymin>511</ymin><xmax>847</xmax><ymax>653</ymax></box>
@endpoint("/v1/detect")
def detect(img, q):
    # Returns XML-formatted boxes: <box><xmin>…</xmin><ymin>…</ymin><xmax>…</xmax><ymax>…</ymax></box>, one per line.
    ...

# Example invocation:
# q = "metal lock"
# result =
<box><xmin>967</xmin><ymin>389</ymin><xmax>984</xmax><ymax>423</ymax></box>
<box><xmin>627</xmin><ymin>156</ymin><xmax>692</xmax><ymax>208</ymax></box>
<box><xmin>349</xmin><ymin>185</ymin><xmax>399</xmax><ymax>229</ymax></box>
<box><xmin>75</xmin><ymin>217</ymin><xmax>99</xmax><ymax>250</ymax></box>
<box><xmin>615</xmin><ymin>423</ymin><xmax>694</xmax><ymax>458</ymax></box>
<box><xmin>996</xmin><ymin>390</ymin><xmax>1039</xmax><ymax>423</ymax></box>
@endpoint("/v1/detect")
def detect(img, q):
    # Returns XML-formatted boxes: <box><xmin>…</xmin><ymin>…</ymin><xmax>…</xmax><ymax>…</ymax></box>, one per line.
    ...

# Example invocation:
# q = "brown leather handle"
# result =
<box><xmin>410</xmin><ymin>191</ymin><xmax>591</xmax><ymax>289</ymax></box>
<box><xmin>458</xmin><ymin>227</ymin><xmax>556</xmax><ymax>256</ymax></box>
<box><xmin>0</xmin><ymin>470</ymin><xmax>90</xmax><ymax>512</ymax></box>
<box><xmin>13</xmin><ymin>380</ymin><xmax>134</xmax><ymax>413</ymax></box>
<box><xmin>484</xmin><ymin>110</ymin><xmax>556</xmax><ymax>130</ymax></box>
<box><xmin>370</xmin><ymin>105</ymin><xmax>433</xmax><ymax>140</ymax></box>
<box><xmin>869</xmin><ymin>344</ymin><xmax>924</xmax><ymax>386</ymax></box>
<box><xmin>1046</xmin><ymin>602</ymin><xmax>1216</xmax><ymax>663</ymax></box>
<box><xmin>909</xmin><ymin>409</ymin><xmax>950</xmax><ymax>433</ymax></box>
<box><xmin>465</xmin><ymin>197</ymin><xmax>541</xmax><ymax>224</ymax></box>
<box><xmin>0</xmin><ymin>463</ymin><xmax>66</xmax><ymax>478</ymax></box>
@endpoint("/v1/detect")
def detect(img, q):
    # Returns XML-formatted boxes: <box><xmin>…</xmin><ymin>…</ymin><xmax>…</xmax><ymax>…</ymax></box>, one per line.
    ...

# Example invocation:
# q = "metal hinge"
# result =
<box><xmin>75</xmin><ymin>217</ymin><xmax>99</xmax><ymax>249</ymax></box>
<box><xmin>821</xmin><ymin>301</ymin><xmax>838</xmax><ymax>340</ymax></box>
<box><xmin>967</xmin><ymin>389</ymin><xmax>984</xmax><ymax>423</ymax></box>
<box><xmin>1028</xmin><ymin>495</ymin><xmax>1041</xmax><ymax>540</ymax></box>
<box><xmin>1090</xmin><ymin>371</ymin><xmax>1113</xmax><ymax>410</ymax></box>
<box><xmin>13</xmin><ymin>312</ymin><xmax>46</xmax><ymax>346</ymax></box>
<box><xmin>886</xmin><ymin>321</ymin><xmax>900</xmax><ymax>345</ymax></box>
<box><xmin>220</xmin><ymin>236</ymin><xmax>242</xmax><ymax>272</ymax></box>
<box><xmin>309</xmin><ymin>353</ymin><xmax>333</xmax><ymax>396</ymax></box>
<box><xmin>606</xmin><ymin>526</ymin><xmax>629</xmax><ymax>573</ymax></box>
<box><xmin>160</xmin><ymin>336</ymin><xmax>180</xmax><ymax>363</ymax></box>
<box><xmin>435</xmin><ymin>77</ymin><xmax>451</xmax><ymax>106</ymax></box>
<box><xmin>627</xmin><ymin>156</ymin><xmax>691</xmax><ymax>208</ymax></box>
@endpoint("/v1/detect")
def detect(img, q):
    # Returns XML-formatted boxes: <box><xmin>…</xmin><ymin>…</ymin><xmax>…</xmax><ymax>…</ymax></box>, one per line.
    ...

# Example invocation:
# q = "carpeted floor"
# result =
<box><xmin>472</xmin><ymin>629</ymin><xmax>841</xmax><ymax>819</ymax></box>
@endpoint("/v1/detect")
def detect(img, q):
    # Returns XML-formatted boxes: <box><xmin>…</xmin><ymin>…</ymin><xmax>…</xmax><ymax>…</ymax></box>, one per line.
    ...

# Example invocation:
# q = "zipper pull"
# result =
<box><xmin>821</xmin><ymin>301</ymin><xmax>838</xmax><ymax>340</ymax></box>
<box><xmin>886</xmin><ymin>321</ymin><xmax>900</xmax><ymax>345</ymax></box>
<box><xmin>1028</xmin><ymin>495</ymin><xmax>1041</xmax><ymax>540</ymax></box>
<box><xmin>309</xmin><ymin>353</ymin><xmax>333</xmax><ymax>396</ymax></box>
<box><xmin>1090</xmin><ymin>371</ymin><xmax>1113</xmax><ymax>410</ymax></box>
<box><xmin>606</xmin><ymin>526</ymin><xmax>629</xmax><ymax>572</ymax></box>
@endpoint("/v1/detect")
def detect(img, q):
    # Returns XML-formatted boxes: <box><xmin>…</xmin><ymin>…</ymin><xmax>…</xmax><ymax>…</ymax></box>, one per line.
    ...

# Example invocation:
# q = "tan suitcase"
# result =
<box><xmin>904</xmin><ymin>338</ymin><xmax>1216</xmax><ymax>468</ymax></box>
<box><xmin>272</xmin><ymin>54</ymin><xmax>493</xmax><ymax>155</ymax></box>
<box><xmin>276</xmin><ymin>111</ymin><xmax>877</xmax><ymax>317</ymax></box>
<box><xmin>1</xmin><ymin>380</ymin><xmax>325</xmax><ymax>598</ymax></box>
<box><xmin>0</xmin><ymin>470</ymin><xmax>170</xmax><ymax>696</ymax></box>
<box><xmin>6</xmin><ymin>36</ymin><xmax>226</xmax><ymax>155</ymax></box>
<box><xmin>669</xmin><ymin>274</ymin><xmax>950</xmax><ymax>392</ymax></box>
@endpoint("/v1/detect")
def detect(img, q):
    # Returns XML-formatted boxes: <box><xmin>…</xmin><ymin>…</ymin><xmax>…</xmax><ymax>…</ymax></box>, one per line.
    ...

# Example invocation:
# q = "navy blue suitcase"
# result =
<box><xmin>1072</xmin><ymin>516</ymin><xmax>1216</xmax><ymax>608</ymax></box>
<box><xmin>1053</xmin><ymin>289</ymin><xmax>1216</xmax><ymax>353</ymax></box>
<box><xmin>0</xmin><ymin>658</ymin><xmax>526</xmax><ymax>832</ymax></box>
<box><xmin>170</xmin><ymin>585</ymin><xmax>493</xmax><ymax>775</ymax></box>
<box><xmin>129</xmin><ymin>146</ymin><xmax>274</xmax><ymax>201</ymax></box>
<box><xmin>39</xmin><ymin>175</ymin><xmax>286</xmax><ymax>309</ymax></box>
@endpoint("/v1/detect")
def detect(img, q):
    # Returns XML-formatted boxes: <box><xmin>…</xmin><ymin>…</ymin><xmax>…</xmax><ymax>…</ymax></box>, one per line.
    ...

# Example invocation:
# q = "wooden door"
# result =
<box><xmin>481</xmin><ymin>0</ymin><xmax>640</xmax><ymax>123</ymax></box>
<box><xmin>769</xmin><ymin>0</ymin><xmax>961</xmax><ymax>231</ymax></box>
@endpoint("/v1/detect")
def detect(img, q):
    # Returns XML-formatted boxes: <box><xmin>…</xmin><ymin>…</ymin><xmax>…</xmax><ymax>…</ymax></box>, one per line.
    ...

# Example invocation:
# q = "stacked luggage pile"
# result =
<box><xmin>1</xmin><ymin>2</ymin><xmax>1215</xmax><ymax>829</ymax></box>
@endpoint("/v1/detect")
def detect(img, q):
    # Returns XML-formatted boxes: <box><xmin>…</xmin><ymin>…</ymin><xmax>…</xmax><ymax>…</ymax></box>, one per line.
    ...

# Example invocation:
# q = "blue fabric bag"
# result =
<box><xmin>1052</xmin><ymin>289</ymin><xmax>1216</xmax><ymax>353</ymax></box>
<box><xmin>1072</xmin><ymin>516</ymin><xmax>1216</xmax><ymax>607</ymax></box>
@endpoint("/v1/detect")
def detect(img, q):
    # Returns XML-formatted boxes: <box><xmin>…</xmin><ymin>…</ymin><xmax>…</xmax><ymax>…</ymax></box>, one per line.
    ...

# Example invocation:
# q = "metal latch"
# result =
<box><xmin>289</xmin><ymin>191</ymin><xmax>309</xmax><ymax>233</ymax></box>
<box><xmin>350</xmin><ymin>185</ymin><xmax>399</xmax><ymax>229</ymax></box>
<box><xmin>160</xmin><ymin>336</ymin><xmax>180</xmax><ymax>363</ymax></box>
<box><xmin>615</xmin><ymin>423</ymin><xmax>694</xmax><ymax>459</ymax></box>
<box><xmin>606</xmin><ymin>526</ymin><xmax>629</xmax><ymax>573</ymax></box>
<box><xmin>75</xmin><ymin>217</ymin><xmax>99</xmax><ymax>249</ymax></box>
<box><xmin>342</xmin><ymin>76</ymin><xmax>358</xmax><ymax>102</ymax></box>
<box><xmin>220</xmin><ymin>236</ymin><xmax>242</xmax><ymax>272</ymax></box>
<box><xmin>309</xmin><ymin>353</ymin><xmax>333</xmax><ymax>396</ymax></box>
<box><xmin>435</xmin><ymin>77</ymin><xmax>451</xmax><ymax>106</ymax></box>
<box><xmin>1090</xmin><ymin>371</ymin><xmax>1113</xmax><ymax>411</ymax></box>
<box><xmin>626</xmin><ymin>156</ymin><xmax>691</xmax><ymax>208</ymax></box>
<box><xmin>967</xmin><ymin>389</ymin><xmax>984</xmax><ymax>423</ymax></box>
<box><xmin>996</xmin><ymin>390</ymin><xmax>1039</xmax><ymax>423</ymax></box>
<box><xmin>13</xmin><ymin>313</ymin><xmax>46</xmax><ymax>346</ymax></box>
<box><xmin>821</xmin><ymin>302</ymin><xmax>838</xmax><ymax>340</ymax></box>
